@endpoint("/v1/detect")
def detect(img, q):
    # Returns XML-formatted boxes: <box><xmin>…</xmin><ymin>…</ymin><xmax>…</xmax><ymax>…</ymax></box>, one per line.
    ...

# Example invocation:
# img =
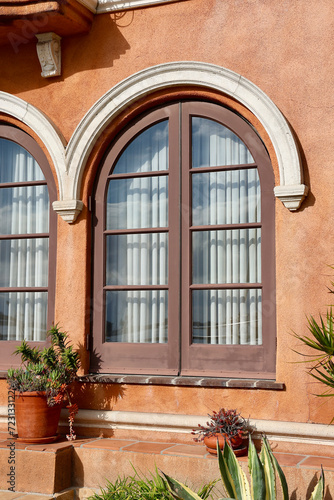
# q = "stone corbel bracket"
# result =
<box><xmin>52</xmin><ymin>200</ymin><xmax>84</xmax><ymax>223</ymax></box>
<box><xmin>36</xmin><ymin>32</ymin><xmax>61</xmax><ymax>78</ymax></box>
<box><xmin>274</xmin><ymin>184</ymin><xmax>309</xmax><ymax>211</ymax></box>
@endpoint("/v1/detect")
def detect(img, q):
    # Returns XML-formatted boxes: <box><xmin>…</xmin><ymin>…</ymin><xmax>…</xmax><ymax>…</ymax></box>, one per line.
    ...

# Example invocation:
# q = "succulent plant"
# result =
<box><xmin>7</xmin><ymin>324</ymin><xmax>80</xmax><ymax>440</ymax></box>
<box><xmin>192</xmin><ymin>408</ymin><xmax>250</xmax><ymax>443</ymax></box>
<box><xmin>162</xmin><ymin>435</ymin><xmax>325</xmax><ymax>500</ymax></box>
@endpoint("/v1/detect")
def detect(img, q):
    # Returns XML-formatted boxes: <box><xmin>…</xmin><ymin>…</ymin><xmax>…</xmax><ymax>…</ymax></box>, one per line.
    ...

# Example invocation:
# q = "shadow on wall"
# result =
<box><xmin>285</xmin><ymin>118</ymin><xmax>315</xmax><ymax>212</ymax></box>
<box><xmin>324</xmin><ymin>487</ymin><xmax>333</xmax><ymax>500</ymax></box>
<box><xmin>66</xmin><ymin>343</ymin><xmax>126</xmax><ymax>417</ymax></box>
<box><xmin>0</xmin><ymin>12</ymin><xmax>131</xmax><ymax>94</ymax></box>
<box><xmin>61</xmin><ymin>12</ymin><xmax>132</xmax><ymax>79</ymax></box>
<box><xmin>70</xmin><ymin>379</ymin><xmax>126</xmax><ymax>412</ymax></box>
<box><xmin>290</xmin><ymin>475</ymin><xmax>333</xmax><ymax>500</ymax></box>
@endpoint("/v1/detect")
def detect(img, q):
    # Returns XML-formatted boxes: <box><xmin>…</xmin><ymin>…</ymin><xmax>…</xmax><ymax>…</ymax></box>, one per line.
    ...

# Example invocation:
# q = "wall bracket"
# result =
<box><xmin>36</xmin><ymin>32</ymin><xmax>61</xmax><ymax>78</ymax></box>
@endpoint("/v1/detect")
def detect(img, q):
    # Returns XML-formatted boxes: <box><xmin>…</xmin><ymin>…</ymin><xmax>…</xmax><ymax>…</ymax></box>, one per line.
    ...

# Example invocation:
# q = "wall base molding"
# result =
<box><xmin>56</xmin><ymin>409</ymin><xmax>334</xmax><ymax>447</ymax></box>
<box><xmin>1</xmin><ymin>406</ymin><xmax>332</xmax><ymax>447</ymax></box>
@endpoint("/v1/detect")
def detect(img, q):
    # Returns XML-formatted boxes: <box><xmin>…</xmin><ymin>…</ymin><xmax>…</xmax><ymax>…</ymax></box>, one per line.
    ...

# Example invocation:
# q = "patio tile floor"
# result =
<box><xmin>0</xmin><ymin>434</ymin><xmax>333</xmax><ymax>498</ymax></box>
<box><xmin>0</xmin><ymin>494</ymin><xmax>54</xmax><ymax>499</ymax></box>
<box><xmin>0</xmin><ymin>431</ymin><xmax>332</xmax><ymax>469</ymax></box>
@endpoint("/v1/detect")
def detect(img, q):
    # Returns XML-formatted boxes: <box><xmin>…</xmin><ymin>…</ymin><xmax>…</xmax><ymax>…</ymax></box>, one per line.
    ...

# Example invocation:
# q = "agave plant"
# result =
<box><xmin>161</xmin><ymin>435</ymin><xmax>325</xmax><ymax>500</ymax></box>
<box><xmin>293</xmin><ymin>307</ymin><xmax>334</xmax><ymax>403</ymax></box>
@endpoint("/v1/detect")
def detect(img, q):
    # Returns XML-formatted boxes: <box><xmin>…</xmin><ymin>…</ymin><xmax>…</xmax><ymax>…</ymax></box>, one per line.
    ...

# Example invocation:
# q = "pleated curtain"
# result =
<box><xmin>191</xmin><ymin>118</ymin><xmax>262</xmax><ymax>345</ymax></box>
<box><xmin>105</xmin><ymin>117</ymin><xmax>262</xmax><ymax>346</ymax></box>
<box><xmin>106</xmin><ymin>122</ymin><xmax>169</xmax><ymax>343</ymax></box>
<box><xmin>0</xmin><ymin>139</ymin><xmax>49</xmax><ymax>341</ymax></box>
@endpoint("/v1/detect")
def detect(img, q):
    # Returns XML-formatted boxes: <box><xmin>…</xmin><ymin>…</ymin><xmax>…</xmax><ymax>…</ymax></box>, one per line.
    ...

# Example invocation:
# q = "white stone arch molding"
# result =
<box><xmin>60</xmin><ymin>62</ymin><xmax>308</xmax><ymax>222</ymax></box>
<box><xmin>0</xmin><ymin>92</ymin><xmax>77</xmax><ymax>218</ymax></box>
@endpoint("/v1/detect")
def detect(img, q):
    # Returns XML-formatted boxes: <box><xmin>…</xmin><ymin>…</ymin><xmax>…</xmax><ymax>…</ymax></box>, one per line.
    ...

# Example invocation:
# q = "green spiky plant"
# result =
<box><xmin>88</xmin><ymin>465</ymin><xmax>219</xmax><ymax>500</ymax></box>
<box><xmin>161</xmin><ymin>435</ymin><xmax>325</xmax><ymax>500</ymax></box>
<box><xmin>7</xmin><ymin>324</ymin><xmax>80</xmax><ymax>440</ymax></box>
<box><xmin>293</xmin><ymin>306</ymin><xmax>334</xmax><ymax>406</ymax></box>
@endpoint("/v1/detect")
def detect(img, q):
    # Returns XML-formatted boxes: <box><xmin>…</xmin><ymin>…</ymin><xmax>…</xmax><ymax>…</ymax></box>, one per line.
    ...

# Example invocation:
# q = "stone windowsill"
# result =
<box><xmin>0</xmin><ymin>371</ymin><xmax>285</xmax><ymax>389</ymax></box>
<box><xmin>77</xmin><ymin>374</ymin><xmax>285</xmax><ymax>390</ymax></box>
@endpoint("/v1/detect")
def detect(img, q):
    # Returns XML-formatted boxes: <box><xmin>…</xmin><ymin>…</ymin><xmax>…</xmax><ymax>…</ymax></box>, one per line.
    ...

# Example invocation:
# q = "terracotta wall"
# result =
<box><xmin>0</xmin><ymin>0</ymin><xmax>333</xmax><ymax>427</ymax></box>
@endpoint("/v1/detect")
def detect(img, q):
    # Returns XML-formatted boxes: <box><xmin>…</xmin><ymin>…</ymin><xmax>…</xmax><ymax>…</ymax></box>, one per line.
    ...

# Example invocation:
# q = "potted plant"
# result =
<box><xmin>7</xmin><ymin>324</ymin><xmax>80</xmax><ymax>443</ymax></box>
<box><xmin>191</xmin><ymin>408</ymin><xmax>251</xmax><ymax>456</ymax></box>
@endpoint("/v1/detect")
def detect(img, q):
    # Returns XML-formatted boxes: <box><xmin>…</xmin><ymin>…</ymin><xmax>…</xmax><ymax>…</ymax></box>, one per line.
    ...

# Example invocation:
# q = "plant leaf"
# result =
<box><xmin>217</xmin><ymin>440</ymin><xmax>236</xmax><ymax>498</ymax></box>
<box><xmin>260</xmin><ymin>437</ymin><xmax>276</xmax><ymax>500</ymax></box>
<box><xmin>160</xmin><ymin>472</ymin><xmax>203</xmax><ymax>500</ymax></box>
<box><xmin>218</xmin><ymin>439</ymin><xmax>251</xmax><ymax>500</ymax></box>
<box><xmin>248</xmin><ymin>436</ymin><xmax>266</xmax><ymax>500</ymax></box>
<box><xmin>263</xmin><ymin>436</ymin><xmax>289</xmax><ymax>500</ymax></box>
<box><xmin>309</xmin><ymin>468</ymin><xmax>325</xmax><ymax>500</ymax></box>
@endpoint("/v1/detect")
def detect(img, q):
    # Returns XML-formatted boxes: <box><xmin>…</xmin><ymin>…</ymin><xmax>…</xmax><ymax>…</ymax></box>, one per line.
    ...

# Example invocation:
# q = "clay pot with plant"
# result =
<box><xmin>7</xmin><ymin>324</ymin><xmax>80</xmax><ymax>443</ymax></box>
<box><xmin>192</xmin><ymin>408</ymin><xmax>251</xmax><ymax>456</ymax></box>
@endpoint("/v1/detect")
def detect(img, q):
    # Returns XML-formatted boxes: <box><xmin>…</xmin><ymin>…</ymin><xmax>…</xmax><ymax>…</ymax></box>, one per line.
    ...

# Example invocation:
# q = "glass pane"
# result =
<box><xmin>192</xmin><ymin>289</ymin><xmax>262</xmax><ymax>345</ymax></box>
<box><xmin>113</xmin><ymin>121</ymin><xmax>168</xmax><ymax>174</ymax></box>
<box><xmin>192</xmin><ymin>117</ymin><xmax>254</xmax><ymax>168</ymax></box>
<box><xmin>0</xmin><ymin>238</ymin><xmax>49</xmax><ymax>287</ymax></box>
<box><xmin>0</xmin><ymin>291</ymin><xmax>48</xmax><ymax>341</ymax></box>
<box><xmin>192</xmin><ymin>229</ymin><xmax>261</xmax><ymax>284</ymax></box>
<box><xmin>192</xmin><ymin>169</ymin><xmax>260</xmax><ymax>225</ymax></box>
<box><xmin>0</xmin><ymin>139</ymin><xmax>46</xmax><ymax>183</ymax></box>
<box><xmin>105</xmin><ymin>290</ymin><xmax>168</xmax><ymax>343</ymax></box>
<box><xmin>106</xmin><ymin>176</ymin><xmax>168</xmax><ymax>230</ymax></box>
<box><xmin>0</xmin><ymin>185</ymin><xmax>49</xmax><ymax>234</ymax></box>
<box><xmin>106</xmin><ymin>233</ymin><xmax>168</xmax><ymax>285</ymax></box>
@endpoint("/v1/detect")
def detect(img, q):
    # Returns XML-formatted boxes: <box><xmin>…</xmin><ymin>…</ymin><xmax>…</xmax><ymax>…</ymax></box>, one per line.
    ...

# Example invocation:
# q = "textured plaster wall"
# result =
<box><xmin>0</xmin><ymin>0</ymin><xmax>334</xmax><ymax>428</ymax></box>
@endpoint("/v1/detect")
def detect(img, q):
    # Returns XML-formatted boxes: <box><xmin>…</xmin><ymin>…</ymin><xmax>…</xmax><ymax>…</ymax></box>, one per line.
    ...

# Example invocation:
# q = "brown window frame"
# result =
<box><xmin>0</xmin><ymin>124</ymin><xmax>57</xmax><ymax>369</ymax></box>
<box><xmin>92</xmin><ymin>101</ymin><xmax>276</xmax><ymax>378</ymax></box>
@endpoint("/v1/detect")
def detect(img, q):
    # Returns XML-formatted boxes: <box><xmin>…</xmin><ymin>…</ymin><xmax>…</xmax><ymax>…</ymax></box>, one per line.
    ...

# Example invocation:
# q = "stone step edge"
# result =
<box><xmin>0</xmin><ymin>486</ymin><xmax>90</xmax><ymax>500</ymax></box>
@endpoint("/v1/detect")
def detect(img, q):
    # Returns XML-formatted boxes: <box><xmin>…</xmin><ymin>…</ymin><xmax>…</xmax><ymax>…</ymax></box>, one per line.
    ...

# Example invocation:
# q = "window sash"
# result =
<box><xmin>92</xmin><ymin>104</ymin><xmax>180</xmax><ymax>374</ymax></box>
<box><xmin>0</xmin><ymin>125</ymin><xmax>56</xmax><ymax>364</ymax></box>
<box><xmin>93</xmin><ymin>101</ymin><xmax>276</xmax><ymax>377</ymax></box>
<box><xmin>180</xmin><ymin>101</ymin><xmax>275</xmax><ymax>378</ymax></box>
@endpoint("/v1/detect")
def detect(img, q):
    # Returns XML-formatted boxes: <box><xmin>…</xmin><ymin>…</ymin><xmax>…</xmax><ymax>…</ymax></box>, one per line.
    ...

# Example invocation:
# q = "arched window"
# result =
<box><xmin>92</xmin><ymin>101</ymin><xmax>276</xmax><ymax>378</ymax></box>
<box><xmin>0</xmin><ymin>125</ymin><xmax>56</xmax><ymax>368</ymax></box>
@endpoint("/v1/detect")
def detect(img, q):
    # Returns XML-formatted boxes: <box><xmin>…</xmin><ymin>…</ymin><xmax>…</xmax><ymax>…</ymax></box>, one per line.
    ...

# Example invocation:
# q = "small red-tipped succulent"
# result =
<box><xmin>192</xmin><ymin>408</ymin><xmax>250</xmax><ymax>443</ymax></box>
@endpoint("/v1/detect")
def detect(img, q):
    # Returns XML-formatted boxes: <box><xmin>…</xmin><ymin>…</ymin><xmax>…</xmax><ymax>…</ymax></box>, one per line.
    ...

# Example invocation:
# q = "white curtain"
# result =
<box><xmin>106</xmin><ymin>121</ymin><xmax>169</xmax><ymax>343</ymax></box>
<box><xmin>191</xmin><ymin>118</ymin><xmax>262</xmax><ymax>345</ymax></box>
<box><xmin>0</xmin><ymin>139</ymin><xmax>49</xmax><ymax>341</ymax></box>
<box><xmin>192</xmin><ymin>117</ymin><xmax>254</xmax><ymax>168</ymax></box>
<box><xmin>104</xmin><ymin>117</ymin><xmax>262</xmax><ymax>346</ymax></box>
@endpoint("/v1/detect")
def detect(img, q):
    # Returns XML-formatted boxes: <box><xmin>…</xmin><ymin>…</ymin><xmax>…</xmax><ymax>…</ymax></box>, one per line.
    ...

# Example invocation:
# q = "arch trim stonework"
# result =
<box><xmin>0</xmin><ymin>62</ymin><xmax>308</xmax><ymax>222</ymax></box>
<box><xmin>62</xmin><ymin>61</ymin><xmax>307</xmax><ymax>220</ymax></box>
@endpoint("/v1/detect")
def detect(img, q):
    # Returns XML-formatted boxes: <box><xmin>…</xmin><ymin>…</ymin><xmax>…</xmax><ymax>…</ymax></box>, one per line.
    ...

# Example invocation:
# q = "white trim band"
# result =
<box><xmin>57</xmin><ymin>409</ymin><xmax>334</xmax><ymax>447</ymax></box>
<box><xmin>0</xmin><ymin>406</ymin><xmax>332</xmax><ymax>447</ymax></box>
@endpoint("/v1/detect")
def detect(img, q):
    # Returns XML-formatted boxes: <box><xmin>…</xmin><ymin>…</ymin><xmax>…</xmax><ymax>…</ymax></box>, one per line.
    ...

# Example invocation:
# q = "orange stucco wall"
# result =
<box><xmin>0</xmin><ymin>0</ymin><xmax>334</xmax><ymax>431</ymax></box>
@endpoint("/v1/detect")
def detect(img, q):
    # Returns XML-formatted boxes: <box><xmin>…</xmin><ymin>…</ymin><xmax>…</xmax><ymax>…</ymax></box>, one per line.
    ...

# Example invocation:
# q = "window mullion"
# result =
<box><xmin>165</xmin><ymin>104</ymin><xmax>182</xmax><ymax>372</ymax></box>
<box><xmin>179</xmin><ymin>103</ymin><xmax>192</xmax><ymax>374</ymax></box>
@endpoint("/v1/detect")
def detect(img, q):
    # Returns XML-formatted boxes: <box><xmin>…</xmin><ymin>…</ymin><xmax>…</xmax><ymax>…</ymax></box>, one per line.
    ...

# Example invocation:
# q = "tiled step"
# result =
<box><xmin>0</xmin><ymin>433</ymin><xmax>333</xmax><ymax>497</ymax></box>
<box><xmin>0</xmin><ymin>493</ymin><xmax>69</xmax><ymax>499</ymax></box>
<box><xmin>0</xmin><ymin>494</ymin><xmax>52</xmax><ymax>499</ymax></box>
<box><xmin>0</xmin><ymin>435</ymin><xmax>73</xmax><ymax>495</ymax></box>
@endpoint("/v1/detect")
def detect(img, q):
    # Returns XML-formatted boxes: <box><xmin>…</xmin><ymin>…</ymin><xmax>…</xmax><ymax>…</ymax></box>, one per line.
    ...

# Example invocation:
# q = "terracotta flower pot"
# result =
<box><xmin>204</xmin><ymin>433</ymin><xmax>247</xmax><ymax>456</ymax></box>
<box><xmin>15</xmin><ymin>391</ymin><xmax>62</xmax><ymax>444</ymax></box>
